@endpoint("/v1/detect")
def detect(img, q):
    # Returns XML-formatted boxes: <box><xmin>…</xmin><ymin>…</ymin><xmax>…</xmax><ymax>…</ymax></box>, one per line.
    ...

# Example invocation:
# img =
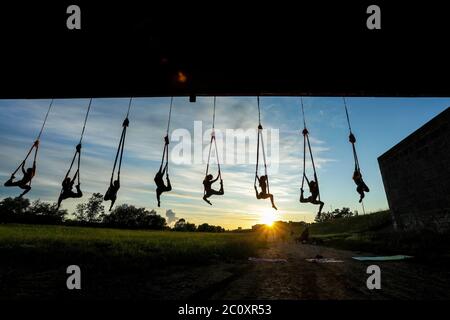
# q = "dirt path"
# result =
<box><xmin>2</xmin><ymin>241</ymin><xmax>450</xmax><ymax>299</ymax></box>
<box><xmin>190</xmin><ymin>242</ymin><xmax>450</xmax><ymax>300</ymax></box>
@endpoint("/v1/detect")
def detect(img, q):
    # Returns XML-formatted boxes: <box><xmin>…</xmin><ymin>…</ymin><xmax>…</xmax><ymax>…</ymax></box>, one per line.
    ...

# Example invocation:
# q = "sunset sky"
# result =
<box><xmin>0</xmin><ymin>97</ymin><xmax>448</xmax><ymax>229</ymax></box>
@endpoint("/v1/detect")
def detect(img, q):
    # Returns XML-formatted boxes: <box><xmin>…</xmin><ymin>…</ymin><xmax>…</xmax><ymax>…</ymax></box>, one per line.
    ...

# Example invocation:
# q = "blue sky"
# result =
<box><xmin>0</xmin><ymin>97</ymin><xmax>448</xmax><ymax>229</ymax></box>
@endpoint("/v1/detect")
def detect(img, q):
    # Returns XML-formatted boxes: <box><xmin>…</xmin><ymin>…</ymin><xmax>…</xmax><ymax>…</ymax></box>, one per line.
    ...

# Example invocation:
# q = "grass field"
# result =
<box><xmin>0</xmin><ymin>224</ymin><xmax>266</xmax><ymax>268</ymax></box>
<box><xmin>0</xmin><ymin>224</ymin><xmax>269</xmax><ymax>299</ymax></box>
<box><xmin>307</xmin><ymin>211</ymin><xmax>450</xmax><ymax>258</ymax></box>
<box><xmin>1</xmin><ymin>220</ymin><xmax>450</xmax><ymax>299</ymax></box>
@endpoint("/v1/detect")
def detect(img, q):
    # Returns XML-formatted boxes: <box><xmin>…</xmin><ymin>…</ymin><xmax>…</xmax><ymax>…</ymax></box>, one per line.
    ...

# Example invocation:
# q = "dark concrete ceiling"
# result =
<box><xmin>1</xmin><ymin>2</ymin><xmax>449</xmax><ymax>98</ymax></box>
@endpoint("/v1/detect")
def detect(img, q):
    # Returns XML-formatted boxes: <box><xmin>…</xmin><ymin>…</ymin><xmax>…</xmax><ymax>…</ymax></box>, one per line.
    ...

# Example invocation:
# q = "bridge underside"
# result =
<box><xmin>1</xmin><ymin>3</ymin><xmax>450</xmax><ymax>99</ymax></box>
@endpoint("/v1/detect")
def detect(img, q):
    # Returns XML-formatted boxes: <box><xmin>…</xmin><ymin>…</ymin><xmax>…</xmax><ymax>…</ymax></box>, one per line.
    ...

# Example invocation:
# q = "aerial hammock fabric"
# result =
<box><xmin>203</xmin><ymin>96</ymin><xmax>224</xmax><ymax>205</ymax></box>
<box><xmin>4</xmin><ymin>98</ymin><xmax>53</xmax><ymax>197</ymax></box>
<box><xmin>343</xmin><ymin>97</ymin><xmax>370</xmax><ymax>207</ymax></box>
<box><xmin>104</xmin><ymin>97</ymin><xmax>132</xmax><ymax>211</ymax></box>
<box><xmin>57</xmin><ymin>98</ymin><xmax>92</xmax><ymax>209</ymax></box>
<box><xmin>154</xmin><ymin>97</ymin><xmax>173</xmax><ymax>207</ymax></box>
<box><xmin>254</xmin><ymin>96</ymin><xmax>277</xmax><ymax>210</ymax></box>
<box><xmin>299</xmin><ymin>97</ymin><xmax>324</xmax><ymax>216</ymax></box>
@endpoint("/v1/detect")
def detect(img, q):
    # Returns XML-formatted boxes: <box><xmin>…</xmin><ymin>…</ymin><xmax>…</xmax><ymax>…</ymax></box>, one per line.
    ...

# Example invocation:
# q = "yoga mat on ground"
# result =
<box><xmin>248</xmin><ymin>257</ymin><xmax>287</xmax><ymax>263</ymax></box>
<box><xmin>352</xmin><ymin>255</ymin><xmax>413</xmax><ymax>261</ymax></box>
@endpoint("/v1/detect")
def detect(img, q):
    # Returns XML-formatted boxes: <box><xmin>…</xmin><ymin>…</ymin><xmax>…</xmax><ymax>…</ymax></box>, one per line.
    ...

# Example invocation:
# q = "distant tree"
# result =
<box><xmin>29</xmin><ymin>199</ymin><xmax>67</xmax><ymax>223</ymax></box>
<box><xmin>334</xmin><ymin>207</ymin><xmax>353</xmax><ymax>219</ymax></box>
<box><xmin>74</xmin><ymin>193</ymin><xmax>105</xmax><ymax>223</ymax></box>
<box><xmin>139</xmin><ymin>209</ymin><xmax>166</xmax><ymax>230</ymax></box>
<box><xmin>174</xmin><ymin>218</ymin><xmax>186</xmax><ymax>231</ymax></box>
<box><xmin>197</xmin><ymin>223</ymin><xmax>211</xmax><ymax>232</ymax></box>
<box><xmin>185</xmin><ymin>222</ymin><xmax>197</xmax><ymax>232</ymax></box>
<box><xmin>173</xmin><ymin>218</ymin><xmax>196</xmax><ymax>232</ymax></box>
<box><xmin>0</xmin><ymin>197</ymin><xmax>67</xmax><ymax>224</ymax></box>
<box><xmin>0</xmin><ymin>197</ymin><xmax>30</xmax><ymax>216</ymax></box>
<box><xmin>103</xmin><ymin>204</ymin><xmax>166</xmax><ymax>229</ymax></box>
<box><xmin>214</xmin><ymin>225</ymin><xmax>225</xmax><ymax>232</ymax></box>
<box><xmin>315</xmin><ymin>207</ymin><xmax>355</xmax><ymax>222</ymax></box>
<box><xmin>197</xmin><ymin>223</ymin><xmax>225</xmax><ymax>233</ymax></box>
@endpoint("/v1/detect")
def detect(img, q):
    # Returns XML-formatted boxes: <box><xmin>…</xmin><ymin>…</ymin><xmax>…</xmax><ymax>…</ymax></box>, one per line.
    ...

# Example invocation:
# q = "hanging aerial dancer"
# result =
<box><xmin>299</xmin><ymin>97</ymin><xmax>324</xmax><ymax>217</ymax></box>
<box><xmin>57</xmin><ymin>99</ymin><xmax>93</xmax><ymax>209</ymax></box>
<box><xmin>203</xmin><ymin>96</ymin><xmax>224</xmax><ymax>205</ymax></box>
<box><xmin>4</xmin><ymin>99</ymin><xmax>54</xmax><ymax>198</ymax></box>
<box><xmin>154</xmin><ymin>97</ymin><xmax>173</xmax><ymax>207</ymax></box>
<box><xmin>254</xmin><ymin>96</ymin><xmax>277</xmax><ymax>210</ymax></box>
<box><xmin>104</xmin><ymin>97</ymin><xmax>132</xmax><ymax>211</ymax></box>
<box><xmin>343</xmin><ymin>97</ymin><xmax>369</xmax><ymax>203</ymax></box>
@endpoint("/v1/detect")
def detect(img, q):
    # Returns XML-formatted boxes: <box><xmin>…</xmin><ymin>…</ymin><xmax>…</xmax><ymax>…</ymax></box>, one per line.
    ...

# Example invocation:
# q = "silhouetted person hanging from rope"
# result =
<box><xmin>155</xmin><ymin>169</ymin><xmax>171</xmax><ymax>207</ymax></box>
<box><xmin>300</xmin><ymin>178</ymin><xmax>324</xmax><ymax>216</ymax></box>
<box><xmin>203</xmin><ymin>97</ymin><xmax>225</xmax><ymax>206</ymax></box>
<box><xmin>4</xmin><ymin>99</ymin><xmax>53</xmax><ymax>197</ymax></box>
<box><xmin>255</xmin><ymin>174</ymin><xmax>277</xmax><ymax>210</ymax></box>
<box><xmin>57</xmin><ymin>176</ymin><xmax>82</xmax><ymax>209</ymax></box>
<box><xmin>56</xmin><ymin>100</ymin><xmax>93</xmax><ymax>209</ymax></box>
<box><xmin>344</xmin><ymin>99</ymin><xmax>370</xmax><ymax>203</ymax></box>
<box><xmin>57</xmin><ymin>143</ymin><xmax>83</xmax><ymax>209</ymax></box>
<box><xmin>104</xmin><ymin>179</ymin><xmax>120</xmax><ymax>211</ymax></box>
<box><xmin>104</xmin><ymin>99</ymin><xmax>132</xmax><ymax>212</ymax></box>
<box><xmin>299</xmin><ymin>98</ymin><xmax>325</xmax><ymax>218</ymax></box>
<box><xmin>4</xmin><ymin>160</ymin><xmax>36</xmax><ymax>198</ymax></box>
<box><xmin>254</xmin><ymin>97</ymin><xmax>277</xmax><ymax>210</ymax></box>
<box><xmin>353</xmin><ymin>169</ymin><xmax>369</xmax><ymax>203</ymax></box>
<box><xmin>155</xmin><ymin>98</ymin><xmax>174</xmax><ymax>207</ymax></box>
<box><xmin>203</xmin><ymin>174</ymin><xmax>223</xmax><ymax>205</ymax></box>
<box><xmin>155</xmin><ymin>135</ymin><xmax>172</xmax><ymax>207</ymax></box>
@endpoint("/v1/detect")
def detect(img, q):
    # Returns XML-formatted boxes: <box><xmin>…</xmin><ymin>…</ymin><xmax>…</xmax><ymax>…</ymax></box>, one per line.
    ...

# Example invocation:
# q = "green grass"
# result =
<box><xmin>307</xmin><ymin>211</ymin><xmax>450</xmax><ymax>257</ymax></box>
<box><xmin>309</xmin><ymin>210</ymin><xmax>392</xmax><ymax>236</ymax></box>
<box><xmin>0</xmin><ymin>224</ymin><xmax>267</xmax><ymax>269</ymax></box>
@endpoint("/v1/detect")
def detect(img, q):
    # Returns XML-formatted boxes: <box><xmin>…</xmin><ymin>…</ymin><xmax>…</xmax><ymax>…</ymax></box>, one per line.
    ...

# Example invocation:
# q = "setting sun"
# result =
<box><xmin>260</xmin><ymin>208</ymin><xmax>277</xmax><ymax>227</ymax></box>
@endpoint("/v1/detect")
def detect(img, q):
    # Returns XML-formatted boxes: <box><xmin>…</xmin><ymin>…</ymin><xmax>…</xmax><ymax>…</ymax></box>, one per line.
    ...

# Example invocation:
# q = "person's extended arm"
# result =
<box><xmin>21</xmin><ymin>162</ymin><xmax>26</xmax><ymax>174</ymax></box>
<box><xmin>212</xmin><ymin>175</ymin><xmax>219</xmax><ymax>183</ymax></box>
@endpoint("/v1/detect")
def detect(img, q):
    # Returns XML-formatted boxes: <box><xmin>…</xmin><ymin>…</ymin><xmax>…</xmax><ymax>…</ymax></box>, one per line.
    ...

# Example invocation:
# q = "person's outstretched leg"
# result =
<box><xmin>318</xmin><ymin>200</ymin><xmax>324</xmax><ymax>215</ymax></box>
<box><xmin>203</xmin><ymin>193</ymin><xmax>212</xmax><ymax>205</ymax></box>
<box><xmin>57</xmin><ymin>193</ymin><xmax>65</xmax><ymax>210</ymax></box>
<box><xmin>74</xmin><ymin>185</ymin><xmax>83</xmax><ymax>198</ymax></box>
<box><xmin>109</xmin><ymin>197</ymin><xmax>116</xmax><ymax>211</ymax></box>
<box><xmin>299</xmin><ymin>188</ymin><xmax>308</xmax><ymax>203</ymax></box>
<box><xmin>156</xmin><ymin>188</ymin><xmax>162</xmax><ymax>207</ymax></box>
<box><xmin>269</xmin><ymin>194</ymin><xmax>277</xmax><ymax>210</ymax></box>
<box><xmin>18</xmin><ymin>185</ymin><xmax>31</xmax><ymax>198</ymax></box>
<box><xmin>4</xmin><ymin>176</ymin><xmax>20</xmax><ymax>187</ymax></box>
<box><xmin>362</xmin><ymin>182</ymin><xmax>370</xmax><ymax>193</ymax></box>
<box><xmin>357</xmin><ymin>185</ymin><xmax>365</xmax><ymax>203</ymax></box>
<box><xmin>311</xmin><ymin>199</ymin><xmax>324</xmax><ymax>217</ymax></box>
<box><xmin>210</xmin><ymin>181</ymin><xmax>224</xmax><ymax>196</ymax></box>
<box><xmin>254</xmin><ymin>186</ymin><xmax>261</xmax><ymax>199</ymax></box>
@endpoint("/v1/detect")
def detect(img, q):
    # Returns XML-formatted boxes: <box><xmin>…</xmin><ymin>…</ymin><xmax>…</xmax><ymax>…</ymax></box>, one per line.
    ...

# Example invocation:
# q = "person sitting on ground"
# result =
<box><xmin>254</xmin><ymin>174</ymin><xmax>277</xmax><ymax>210</ymax></box>
<box><xmin>353</xmin><ymin>170</ymin><xmax>369</xmax><ymax>203</ymax></box>
<box><xmin>104</xmin><ymin>179</ymin><xmax>120</xmax><ymax>211</ymax></box>
<box><xmin>300</xmin><ymin>179</ymin><xmax>324</xmax><ymax>218</ymax></box>
<box><xmin>57</xmin><ymin>176</ymin><xmax>82</xmax><ymax>209</ymax></box>
<box><xmin>203</xmin><ymin>174</ymin><xmax>224</xmax><ymax>205</ymax></box>
<box><xmin>154</xmin><ymin>163</ymin><xmax>172</xmax><ymax>207</ymax></box>
<box><xmin>298</xmin><ymin>226</ymin><xmax>309</xmax><ymax>243</ymax></box>
<box><xmin>4</xmin><ymin>161</ymin><xmax>36</xmax><ymax>198</ymax></box>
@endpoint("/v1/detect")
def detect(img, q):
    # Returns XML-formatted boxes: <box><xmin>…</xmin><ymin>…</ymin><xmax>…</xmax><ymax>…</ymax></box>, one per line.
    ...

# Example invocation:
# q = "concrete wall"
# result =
<box><xmin>378</xmin><ymin>107</ymin><xmax>450</xmax><ymax>233</ymax></box>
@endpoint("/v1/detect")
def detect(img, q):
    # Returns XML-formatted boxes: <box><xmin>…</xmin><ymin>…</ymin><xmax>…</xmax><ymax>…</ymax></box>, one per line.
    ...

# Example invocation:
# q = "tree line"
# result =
<box><xmin>314</xmin><ymin>207</ymin><xmax>358</xmax><ymax>222</ymax></box>
<box><xmin>0</xmin><ymin>194</ymin><xmax>224</xmax><ymax>232</ymax></box>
